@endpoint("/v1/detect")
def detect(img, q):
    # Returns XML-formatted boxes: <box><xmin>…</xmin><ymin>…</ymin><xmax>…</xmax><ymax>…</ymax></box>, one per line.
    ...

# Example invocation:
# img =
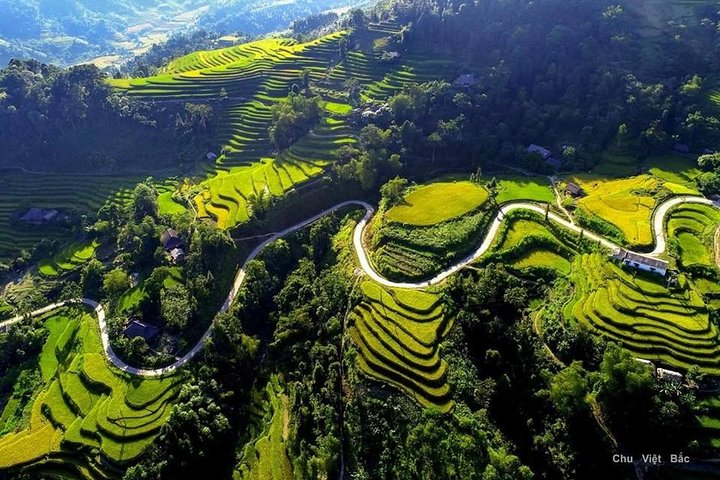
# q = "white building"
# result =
<box><xmin>656</xmin><ymin>368</ymin><xmax>684</xmax><ymax>383</ymax></box>
<box><xmin>611</xmin><ymin>248</ymin><xmax>669</xmax><ymax>276</ymax></box>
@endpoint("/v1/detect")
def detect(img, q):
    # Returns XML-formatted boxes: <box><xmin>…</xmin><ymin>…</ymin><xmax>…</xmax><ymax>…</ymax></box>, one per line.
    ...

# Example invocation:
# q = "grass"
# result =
<box><xmin>567</xmin><ymin>174</ymin><xmax>659</xmax><ymax>248</ymax></box>
<box><xmin>494</xmin><ymin>176</ymin><xmax>554</xmax><ymax>204</ymax></box>
<box><xmin>348</xmin><ymin>281</ymin><xmax>453</xmax><ymax>413</ymax></box>
<box><xmin>592</xmin><ymin>151</ymin><xmax>640</xmax><ymax>177</ymax></box>
<box><xmin>323</xmin><ymin>101</ymin><xmax>353</xmax><ymax>115</ymax></box>
<box><xmin>157</xmin><ymin>191</ymin><xmax>187</xmax><ymax>216</ymax></box>
<box><xmin>647</xmin><ymin>154</ymin><xmax>701</xmax><ymax>192</ymax></box>
<box><xmin>0</xmin><ymin>309</ymin><xmax>185</xmax><ymax>475</ymax></box>
<box><xmin>385</xmin><ymin>181</ymin><xmax>489</xmax><ymax>226</ymax></box>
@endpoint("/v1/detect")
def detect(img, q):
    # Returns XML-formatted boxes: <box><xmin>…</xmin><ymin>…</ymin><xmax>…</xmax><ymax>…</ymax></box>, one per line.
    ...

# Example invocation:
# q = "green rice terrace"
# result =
<box><xmin>565</xmin><ymin>253</ymin><xmax>720</xmax><ymax>373</ymax></box>
<box><xmin>0</xmin><ymin>309</ymin><xmax>183</xmax><ymax>478</ymax></box>
<box><xmin>367</xmin><ymin>178</ymin><xmax>558</xmax><ymax>282</ymax></box>
<box><xmin>38</xmin><ymin>240</ymin><xmax>101</xmax><ymax>277</ymax></box>
<box><xmin>667</xmin><ymin>203</ymin><xmax>720</xmax><ymax>268</ymax></box>
<box><xmin>348</xmin><ymin>281</ymin><xmax>454</xmax><ymax>413</ymax></box>
<box><xmin>111</xmin><ymin>24</ymin><xmax>452</xmax><ymax>230</ymax></box>
<box><xmin>0</xmin><ymin>175</ymin><xmax>181</xmax><ymax>261</ymax></box>
<box><xmin>485</xmin><ymin>211</ymin><xmax>580</xmax><ymax>276</ymax></box>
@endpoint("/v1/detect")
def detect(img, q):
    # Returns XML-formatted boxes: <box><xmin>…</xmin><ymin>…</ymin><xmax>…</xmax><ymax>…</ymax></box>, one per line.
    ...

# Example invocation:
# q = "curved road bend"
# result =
<box><xmin>0</xmin><ymin>196</ymin><xmax>714</xmax><ymax>376</ymax></box>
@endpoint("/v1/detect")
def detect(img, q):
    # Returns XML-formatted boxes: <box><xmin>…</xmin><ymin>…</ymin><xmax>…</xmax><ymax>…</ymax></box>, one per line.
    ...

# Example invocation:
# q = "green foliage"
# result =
<box><xmin>103</xmin><ymin>268</ymin><xmax>131</xmax><ymax>299</ymax></box>
<box><xmin>160</xmin><ymin>284</ymin><xmax>196</xmax><ymax>332</ymax></box>
<box><xmin>550</xmin><ymin>362</ymin><xmax>590</xmax><ymax>418</ymax></box>
<box><xmin>269</xmin><ymin>93</ymin><xmax>321</xmax><ymax>149</ymax></box>
<box><xmin>379</xmin><ymin>176</ymin><xmax>409</xmax><ymax>207</ymax></box>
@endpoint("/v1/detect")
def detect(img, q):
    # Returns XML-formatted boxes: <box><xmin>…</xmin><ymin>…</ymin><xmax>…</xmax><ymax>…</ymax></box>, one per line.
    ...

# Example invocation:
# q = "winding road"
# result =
<box><xmin>0</xmin><ymin>195</ymin><xmax>715</xmax><ymax>377</ymax></box>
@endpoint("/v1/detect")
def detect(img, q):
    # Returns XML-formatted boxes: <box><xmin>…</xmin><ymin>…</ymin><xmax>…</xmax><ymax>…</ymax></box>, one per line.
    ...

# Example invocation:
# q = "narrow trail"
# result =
<box><xmin>548</xmin><ymin>175</ymin><xmax>575</xmax><ymax>225</ymax></box>
<box><xmin>0</xmin><ymin>196</ymin><xmax>715</xmax><ymax>377</ymax></box>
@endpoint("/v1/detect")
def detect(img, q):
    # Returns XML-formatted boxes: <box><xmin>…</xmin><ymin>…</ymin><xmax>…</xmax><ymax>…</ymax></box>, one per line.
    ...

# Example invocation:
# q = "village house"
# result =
<box><xmin>611</xmin><ymin>248</ymin><xmax>669</xmax><ymax>276</ymax></box>
<box><xmin>565</xmin><ymin>182</ymin><xmax>585</xmax><ymax>198</ymax></box>
<box><xmin>453</xmin><ymin>74</ymin><xmax>477</xmax><ymax>88</ymax></box>
<box><xmin>381</xmin><ymin>51</ymin><xmax>400</xmax><ymax>62</ymax></box>
<box><xmin>169</xmin><ymin>247</ymin><xmax>186</xmax><ymax>263</ymax></box>
<box><xmin>19</xmin><ymin>208</ymin><xmax>59</xmax><ymax>225</ymax></box>
<box><xmin>634</xmin><ymin>358</ymin><xmax>655</xmax><ymax>368</ymax></box>
<box><xmin>206</xmin><ymin>151</ymin><xmax>218</xmax><ymax>162</ymax></box>
<box><xmin>527</xmin><ymin>144</ymin><xmax>552</xmax><ymax>160</ymax></box>
<box><xmin>161</xmin><ymin>229</ymin><xmax>186</xmax><ymax>264</ymax></box>
<box><xmin>656</xmin><ymin>367</ymin><xmax>684</xmax><ymax>383</ymax></box>
<box><xmin>123</xmin><ymin>319</ymin><xmax>160</xmax><ymax>343</ymax></box>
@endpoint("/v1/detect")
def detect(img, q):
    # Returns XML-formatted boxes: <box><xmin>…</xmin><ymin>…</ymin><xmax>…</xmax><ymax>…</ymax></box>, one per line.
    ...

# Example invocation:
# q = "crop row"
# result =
<box><xmin>566</xmin><ymin>254</ymin><xmax>720</xmax><ymax>373</ymax></box>
<box><xmin>349</xmin><ymin>281</ymin><xmax>453</xmax><ymax>412</ymax></box>
<box><xmin>0</xmin><ymin>310</ymin><xmax>185</xmax><ymax>477</ymax></box>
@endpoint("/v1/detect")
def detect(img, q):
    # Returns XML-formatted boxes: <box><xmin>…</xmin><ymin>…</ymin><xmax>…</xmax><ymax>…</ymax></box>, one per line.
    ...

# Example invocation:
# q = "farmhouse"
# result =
<box><xmin>382</xmin><ymin>51</ymin><xmax>400</xmax><ymax>61</ymax></box>
<box><xmin>656</xmin><ymin>368</ymin><xmax>684</xmax><ymax>383</ymax></box>
<box><xmin>161</xmin><ymin>229</ymin><xmax>186</xmax><ymax>264</ymax></box>
<box><xmin>565</xmin><ymin>182</ymin><xmax>585</xmax><ymax>198</ymax></box>
<box><xmin>169</xmin><ymin>247</ymin><xmax>186</xmax><ymax>263</ymax></box>
<box><xmin>611</xmin><ymin>248</ymin><xmax>669</xmax><ymax>276</ymax></box>
<box><xmin>206</xmin><ymin>151</ymin><xmax>218</xmax><ymax>162</ymax></box>
<box><xmin>527</xmin><ymin>144</ymin><xmax>552</xmax><ymax>160</ymax></box>
<box><xmin>20</xmin><ymin>208</ymin><xmax>59</xmax><ymax>225</ymax></box>
<box><xmin>453</xmin><ymin>74</ymin><xmax>477</xmax><ymax>87</ymax></box>
<box><xmin>123</xmin><ymin>319</ymin><xmax>160</xmax><ymax>342</ymax></box>
<box><xmin>161</xmin><ymin>229</ymin><xmax>184</xmax><ymax>250</ymax></box>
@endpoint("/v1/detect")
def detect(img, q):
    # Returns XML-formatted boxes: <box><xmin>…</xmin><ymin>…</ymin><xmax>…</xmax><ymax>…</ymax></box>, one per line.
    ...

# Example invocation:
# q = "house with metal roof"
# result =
<box><xmin>611</xmin><ymin>248</ymin><xmax>669</xmax><ymax>276</ymax></box>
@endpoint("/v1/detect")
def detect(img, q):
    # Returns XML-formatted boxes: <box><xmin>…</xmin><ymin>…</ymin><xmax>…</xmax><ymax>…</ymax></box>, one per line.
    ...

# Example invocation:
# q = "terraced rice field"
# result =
<box><xmin>0</xmin><ymin>310</ymin><xmax>183</xmax><ymax>478</ymax></box>
<box><xmin>38</xmin><ymin>240</ymin><xmax>100</xmax><ymax>277</ymax></box>
<box><xmin>568</xmin><ymin>175</ymin><xmax>659</xmax><ymax>248</ymax></box>
<box><xmin>196</xmin><ymin>115</ymin><xmax>356</xmax><ymax>228</ymax></box>
<box><xmin>491</xmin><ymin>217</ymin><xmax>574</xmax><ymax>275</ymax></box>
<box><xmin>348</xmin><ymin>281</ymin><xmax>454</xmax><ymax>412</ymax></box>
<box><xmin>371</xmin><ymin>206</ymin><xmax>491</xmax><ymax>281</ymax></box>
<box><xmin>667</xmin><ymin>204</ymin><xmax>720</xmax><ymax>267</ymax></box>
<box><xmin>114</xmin><ymin>24</ymin><xmax>452</xmax><ymax>232</ymax></box>
<box><xmin>0</xmin><ymin>175</ymin><xmax>182</xmax><ymax>261</ymax></box>
<box><xmin>235</xmin><ymin>376</ymin><xmax>292</xmax><ymax>480</ymax></box>
<box><xmin>648</xmin><ymin>154</ymin><xmax>701</xmax><ymax>194</ymax></box>
<box><xmin>385</xmin><ymin>181</ymin><xmax>489</xmax><ymax>226</ymax></box>
<box><xmin>371</xmin><ymin>180</ymin><xmax>495</xmax><ymax>281</ymax></box>
<box><xmin>0</xmin><ymin>173</ymin><xmax>146</xmax><ymax>259</ymax></box>
<box><xmin>566</xmin><ymin>253</ymin><xmax>720</xmax><ymax>373</ymax></box>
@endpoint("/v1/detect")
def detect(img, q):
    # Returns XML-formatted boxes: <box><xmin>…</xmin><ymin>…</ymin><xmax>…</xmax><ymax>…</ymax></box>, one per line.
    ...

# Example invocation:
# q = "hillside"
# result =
<box><xmin>3</xmin><ymin>1</ymin><xmax>720</xmax><ymax>480</ymax></box>
<box><xmin>0</xmin><ymin>0</ymin><xmax>368</xmax><ymax>67</ymax></box>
